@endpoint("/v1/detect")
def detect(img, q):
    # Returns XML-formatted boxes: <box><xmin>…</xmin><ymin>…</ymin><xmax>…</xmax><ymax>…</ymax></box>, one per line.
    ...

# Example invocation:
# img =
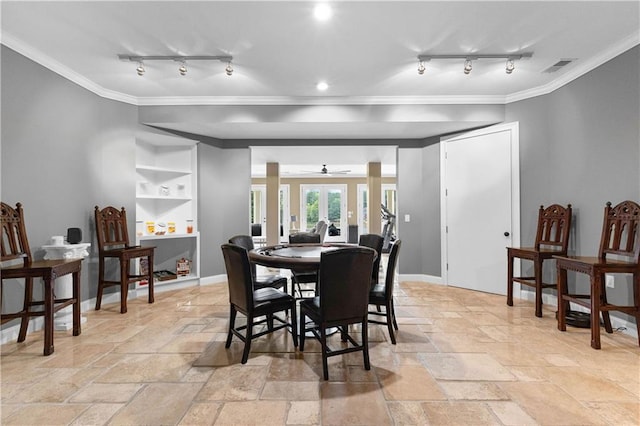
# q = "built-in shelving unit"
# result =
<box><xmin>135</xmin><ymin>132</ymin><xmax>200</xmax><ymax>289</ymax></box>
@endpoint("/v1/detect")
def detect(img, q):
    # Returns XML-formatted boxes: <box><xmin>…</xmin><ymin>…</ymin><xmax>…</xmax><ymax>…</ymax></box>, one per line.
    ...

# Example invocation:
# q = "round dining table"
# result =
<box><xmin>249</xmin><ymin>243</ymin><xmax>354</xmax><ymax>272</ymax></box>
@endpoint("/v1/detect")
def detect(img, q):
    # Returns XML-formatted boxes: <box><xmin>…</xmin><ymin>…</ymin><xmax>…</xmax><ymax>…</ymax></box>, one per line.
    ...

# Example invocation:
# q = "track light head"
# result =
<box><xmin>225</xmin><ymin>62</ymin><xmax>233</xmax><ymax>76</ymax></box>
<box><xmin>136</xmin><ymin>61</ymin><xmax>145</xmax><ymax>76</ymax></box>
<box><xmin>505</xmin><ymin>58</ymin><xmax>515</xmax><ymax>74</ymax></box>
<box><xmin>463</xmin><ymin>59</ymin><xmax>473</xmax><ymax>75</ymax></box>
<box><xmin>178</xmin><ymin>61</ymin><xmax>187</xmax><ymax>76</ymax></box>
<box><xmin>417</xmin><ymin>60</ymin><xmax>425</xmax><ymax>75</ymax></box>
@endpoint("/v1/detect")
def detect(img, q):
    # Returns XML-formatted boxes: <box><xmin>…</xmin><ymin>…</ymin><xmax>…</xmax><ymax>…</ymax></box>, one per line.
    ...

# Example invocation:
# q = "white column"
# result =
<box><xmin>42</xmin><ymin>243</ymin><xmax>90</xmax><ymax>331</ymax></box>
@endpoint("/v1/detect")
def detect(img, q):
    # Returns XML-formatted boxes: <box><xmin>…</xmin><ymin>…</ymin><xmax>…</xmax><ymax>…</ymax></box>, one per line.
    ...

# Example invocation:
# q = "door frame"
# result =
<box><xmin>440</xmin><ymin>121</ymin><xmax>521</xmax><ymax>290</ymax></box>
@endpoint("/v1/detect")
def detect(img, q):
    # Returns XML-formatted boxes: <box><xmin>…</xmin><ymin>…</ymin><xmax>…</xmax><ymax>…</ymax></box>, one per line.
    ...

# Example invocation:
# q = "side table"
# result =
<box><xmin>42</xmin><ymin>243</ymin><xmax>91</xmax><ymax>330</ymax></box>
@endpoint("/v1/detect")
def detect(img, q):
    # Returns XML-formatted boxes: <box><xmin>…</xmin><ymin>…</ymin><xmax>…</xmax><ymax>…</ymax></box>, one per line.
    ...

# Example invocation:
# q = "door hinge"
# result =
<box><xmin>446</xmin><ymin>263</ymin><xmax>449</xmax><ymax>270</ymax></box>
<box><xmin>446</xmin><ymin>225</ymin><xmax>448</xmax><ymax>233</ymax></box>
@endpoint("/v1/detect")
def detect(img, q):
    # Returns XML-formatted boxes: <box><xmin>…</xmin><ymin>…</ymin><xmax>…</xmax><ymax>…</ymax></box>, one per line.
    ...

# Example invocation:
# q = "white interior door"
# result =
<box><xmin>442</xmin><ymin>122</ymin><xmax>520</xmax><ymax>295</ymax></box>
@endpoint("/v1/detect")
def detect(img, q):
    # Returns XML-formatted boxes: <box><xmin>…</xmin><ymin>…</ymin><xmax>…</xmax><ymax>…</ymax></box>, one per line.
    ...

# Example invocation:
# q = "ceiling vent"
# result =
<box><xmin>543</xmin><ymin>59</ymin><xmax>575</xmax><ymax>73</ymax></box>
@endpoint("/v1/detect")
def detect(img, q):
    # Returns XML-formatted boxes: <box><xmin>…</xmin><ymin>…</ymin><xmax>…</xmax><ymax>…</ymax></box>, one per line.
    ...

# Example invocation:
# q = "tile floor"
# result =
<box><xmin>1</xmin><ymin>279</ymin><xmax>639</xmax><ymax>425</ymax></box>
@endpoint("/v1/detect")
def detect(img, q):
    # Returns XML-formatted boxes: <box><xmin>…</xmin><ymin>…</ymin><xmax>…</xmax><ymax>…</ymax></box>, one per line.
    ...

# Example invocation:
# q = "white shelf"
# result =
<box><xmin>136</xmin><ymin>195</ymin><xmax>192</xmax><ymax>201</ymax></box>
<box><xmin>136</xmin><ymin>165</ymin><xmax>192</xmax><ymax>175</ymax></box>
<box><xmin>135</xmin><ymin>133</ymin><xmax>199</xmax><ymax>289</ymax></box>
<box><xmin>138</xmin><ymin>232</ymin><xmax>199</xmax><ymax>241</ymax></box>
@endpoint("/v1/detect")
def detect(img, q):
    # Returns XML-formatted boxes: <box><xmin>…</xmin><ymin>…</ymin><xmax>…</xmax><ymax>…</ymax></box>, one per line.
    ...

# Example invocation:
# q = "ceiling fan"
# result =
<box><xmin>301</xmin><ymin>164</ymin><xmax>351</xmax><ymax>176</ymax></box>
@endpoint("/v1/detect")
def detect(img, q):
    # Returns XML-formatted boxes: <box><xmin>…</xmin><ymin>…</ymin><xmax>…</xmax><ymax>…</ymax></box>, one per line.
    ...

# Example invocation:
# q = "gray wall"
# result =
<box><xmin>1</xmin><ymin>46</ymin><xmax>138</xmax><ymax>317</ymax></box>
<box><xmin>198</xmin><ymin>144</ymin><xmax>250</xmax><ymax>277</ymax></box>
<box><xmin>505</xmin><ymin>46</ymin><xmax>640</xmax><ymax>317</ymax></box>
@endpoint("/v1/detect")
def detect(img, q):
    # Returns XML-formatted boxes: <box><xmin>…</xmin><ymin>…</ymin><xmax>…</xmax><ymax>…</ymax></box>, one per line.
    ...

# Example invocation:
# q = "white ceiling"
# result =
<box><xmin>2</xmin><ymin>1</ymin><xmax>638</xmax><ymax>170</ymax></box>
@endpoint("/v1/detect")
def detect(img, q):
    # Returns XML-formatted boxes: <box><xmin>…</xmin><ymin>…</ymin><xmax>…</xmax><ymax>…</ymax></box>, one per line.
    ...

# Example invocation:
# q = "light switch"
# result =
<box><xmin>404</xmin><ymin>214</ymin><xmax>411</xmax><ymax>222</ymax></box>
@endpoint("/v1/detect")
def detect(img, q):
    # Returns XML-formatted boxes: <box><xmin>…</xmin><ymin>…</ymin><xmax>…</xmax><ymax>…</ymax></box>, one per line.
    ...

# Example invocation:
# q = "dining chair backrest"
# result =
<box><xmin>534</xmin><ymin>204</ymin><xmax>573</xmax><ymax>251</ymax></box>
<box><xmin>228</xmin><ymin>235</ymin><xmax>257</xmax><ymax>277</ymax></box>
<box><xmin>289</xmin><ymin>233</ymin><xmax>321</xmax><ymax>244</ymax></box>
<box><xmin>598</xmin><ymin>200</ymin><xmax>640</xmax><ymax>261</ymax></box>
<box><xmin>383</xmin><ymin>239</ymin><xmax>402</xmax><ymax>300</ymax></box>
<box><xmin>358</xmin><ymin>233</ymin><xmax>384</xmax><ymax>283</ymax></box>
<box><xmin>221</xmin><ymin>243</ymin><xmax>254</xmax><ymax>312</ymax></box>
<box><xmin>94</xmin><ymin>206</ymin><xmax>132</xmax><ymax>253</ymax></box>
<box><xmin>318</xmin><ymin>247</ymin><xmax>375</xmax><ymax>322</ymax></box>
<box><xmin>1</xmin><ymin>202</ymin><xmax>32</xmax><ymax>265</ymax></box>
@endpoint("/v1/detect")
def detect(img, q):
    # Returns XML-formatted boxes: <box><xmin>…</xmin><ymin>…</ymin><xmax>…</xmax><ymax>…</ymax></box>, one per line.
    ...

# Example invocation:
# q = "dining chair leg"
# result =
<box><xmin>96</xmin><ymin>258</ymin><xmax>105</xmax><ymax>310</ymax></box>
<box><xmin>43</xmin><ymin>276</ymin><xmax>55</xmax><ymax>356</ymax></box>
<box><xmin>507</xmin><ymin>253</ymin><xmax>514</xmax><ymax>307</ymax></box>
<box><xmin>225</xmin><ymin>305</ymin><xmax>237</xmax><ymax>348</ymax></box>
<box><xmin>391</xmin><ymin>300</ymin><xmax>399</xmax><ymax>330</ymax></box>
<box><xmin>320</xmin><ymin>325</ymin><xmax>329</xmax><ymax>380</ymax></box>
<box><xmin>590</xmin><ymin>275</ymin><xmax>601</xmax><ymax>349</ymax></box>
<box><xmin>534</xmin><ymin>257</ymin><xmax>543</xmax><ymax>317</ymax></box>
<box><xmin>17</xmin><ymin>277</ymin><xmax>33</xmax><ymax>342</ymax></box>
<box><xmin>241</xmin><ymin>313</ymin><xmax>254</xmax><ymax>364</ymax></box>
<box><xmin>386</xmin><ymin>301</ymin><xmax>396</xmax><ymax>344</ymax></box>
<box><xmin>362</xmin><ymin>318</ymin><xmax>370</xmax><ymax>371</ymax></box>
<box><xmin>290</xmin><ymin>302</ymin><xmax>298</xmax><ymax>347</ymax></box>
<box><xmin>72</xmin><ymin>271</ymin><xmax>81</xmax><ymax>336</ymax></box>
<box><xmin>147</xmin><ymin>254</ymin><xmax>155</xmax><ymax>304</ymax></box>
<box><xmin>299</xmin><ymin>312</ymin><xmax>307</xmax><ymax>351</ymax></box>
<box><xmin>119</xmin><ymin>259</ymin><xmax>128</xmax><ymax>314</ymax></box>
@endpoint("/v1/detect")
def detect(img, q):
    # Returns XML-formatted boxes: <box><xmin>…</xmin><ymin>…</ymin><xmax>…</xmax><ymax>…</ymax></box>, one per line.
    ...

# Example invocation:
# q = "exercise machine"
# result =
<box><xmin>381</xmin><ymin>204</ymin><xmax>396</xmax><ymax>253</ymax></box>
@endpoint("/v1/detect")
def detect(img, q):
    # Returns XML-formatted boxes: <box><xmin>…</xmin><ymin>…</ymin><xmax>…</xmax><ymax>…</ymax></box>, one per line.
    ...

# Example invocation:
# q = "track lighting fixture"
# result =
<box><xmin>505</xmin><ymin>58</ymin><xmax>515</xmax><ymax>74</ymax></box>
<box><xmin>416</xmin><ymin>52</ymin><xmax>532</xmax><ymax>75</ymax></box>
<box><xmin>417</xmin><ymin>60</ymin><xmax>426</xmax><ymax>75</ymax></box>
<box><xmin>118</xmin><ymin>54</ymin><xmax>233</xmax><ymax>77</ymax></box>
<box><xmin>463</xmin><ymin>59</ymin><xmax>473</xmax><ymax>75</ymax></box>
<box><xmin>178</xmin><ymin>61</ymin><xmax>187</xmax><ymax>76</ymax></box>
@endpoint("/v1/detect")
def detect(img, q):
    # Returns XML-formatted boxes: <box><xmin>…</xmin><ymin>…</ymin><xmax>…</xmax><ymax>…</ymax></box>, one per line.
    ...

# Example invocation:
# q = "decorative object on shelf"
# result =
<box><xmin>146</xmin><ymin>221</ymin><xmax>155</xmax><ymax>235</ymax></box>
<box><xmin>136</xmin><ymin>221</ymin><xmax>144</xmax><ymax>236</ymax></box>
<box><xmin>153</xmin><ymin>270</ymin><xmax>177</xmax><ymax>281</ymax></box>
<box><xmin>168</xmin><ymin>221</ymin><xmax>176</xmax><ymax>233</ymax></box>
<box><xmin>155</xmin><ymin>222</ymin><xmax>166</xmax><ymax>235</ymax></box>
<box><xmin>67</xmin><ymin>227</ymin><xmax>82</xmax><ymax>244</ymax></box>
<box><xmin>51</xmin><ymin>235</ymin><xmax>65</xmax><ymax>246</ymax></box>
<box><xmin>159</xmin><ymin>185</ymin><xmax>170</xmax><ymax>196</ymax></box>
<box><xmin>139</xmin><ymin>258</ymin><xmax>149</xmax><ymax>286</ymax></box>
<box><xmin>176</xmin><ymin>258</ymin><xmax>191</xmax><ymax>277</ymax></box>
<box><xmin>186</xmin><ymin>220</ymin><xmax>194</xmax><ymax>234</ymax></box>
<box><xmin>176</xmin><ymin>183</ymin><xmax>186</xmax><ymax>197</ymax></box>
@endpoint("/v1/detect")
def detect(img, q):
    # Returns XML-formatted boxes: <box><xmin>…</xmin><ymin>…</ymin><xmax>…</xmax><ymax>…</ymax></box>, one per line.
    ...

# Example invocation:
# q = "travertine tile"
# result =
<box><xmin>261</xmin><ymin>381</ymin><xmax>319</xmax><ymax>400</ymax></box>
<box><xmin>69</xmin><ymin>383</ymin><xmax>143</xmax><ymax>403</ymax></box>
<box><xmin>197</xmin><ymin>365</ymin><xmax>267</xmax><ymax>401</ymax></box>
<box><xmin>109</xmin><ymin>383</ymin><xmax>202</xmax><ymax>425</ymax></box>
<box><xmin>215</xmin><ymin>400</ymin><xmax>288</xmax><ymax>425</ymax></box>
<box><xmin>2</xmin><ymin>403</ymin><xmax>89</xmax><ymax>425</ymax></box>
<box><xmin>178</xmin><ymin>401</ymin><xmax>220</xmax><ymax>425</ymax></box>
<box><xmin>421</xmin><ymin>401</ymin><xmax>498</xmax><ymax>425</ymax></box>
<box><xmin>286</xmin><ymin>400</ymin><xmax>320</xmax><ymax>425</ymax></box>
<box><xmin>376</xmin><ymin>365</ymin><xmax>447</xmax><ymax>401</ymax></box>
<box><xmin>69</xmin><ymin>403</ymin><xmax>124</xmax><ymax>425</ymax></box>
<box><xmin>420</xmin><ymin>352</ymin><xmax>516</xmax><ymax>381</ymax></box>
<box><xmin>320</xmin><ymin>382</ymin><xmax>392</xmax><ymax>425</ymax></box>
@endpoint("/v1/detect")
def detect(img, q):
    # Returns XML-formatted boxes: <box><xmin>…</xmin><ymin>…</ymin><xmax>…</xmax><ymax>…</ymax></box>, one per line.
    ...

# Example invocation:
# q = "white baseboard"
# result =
<box><xmin>399</xmin><ymin>274</ymin><xmax>443</xmax><ymax>285</ymax></box>
<box><xmin>199</xmin><ymin>274</ymin><xmax>227</xmax><ymax>286</ymax></box>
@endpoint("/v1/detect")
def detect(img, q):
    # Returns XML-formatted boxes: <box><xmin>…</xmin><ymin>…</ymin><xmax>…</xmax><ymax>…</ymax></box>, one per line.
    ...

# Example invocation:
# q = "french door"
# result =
<box><xmin>251</xmin><ymin>184</ymin><xmax>290</xmax><ymax>242</ymax></box>
<box><xmin>301</xmin><ymin>184</ymin><xmax>347</xmax><ymax>242</ymax></box>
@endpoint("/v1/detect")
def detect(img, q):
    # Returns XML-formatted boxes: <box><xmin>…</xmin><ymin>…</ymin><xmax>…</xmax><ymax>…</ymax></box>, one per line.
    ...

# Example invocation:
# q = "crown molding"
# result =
<box><xmin>3</xmin><ymin>30</ymin><xmax>638</xmax><ymax>108</ymax></box>
<box><xmin>2</xmin><ymin>31</ymin><xmax>138</xmax><ymax>105</ymax></box>
<box><xmin>505</xmin><ymin>30</ymin><xmax>640</xmax><ymax>104</ymax></box>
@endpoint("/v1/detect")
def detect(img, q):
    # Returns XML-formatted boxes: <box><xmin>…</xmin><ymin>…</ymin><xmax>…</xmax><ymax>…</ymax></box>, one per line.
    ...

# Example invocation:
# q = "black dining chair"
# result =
<box><xmin>368</xmin><ymin>239</ymin><xmax>402</xmax><ymax>344</ymax></box>
<box><xmin>229</xmin><ymin>235</ymin><xmax>288</xmax><ymax>294</ymax></box>
<box><xmin>288</xmin><ymin>232</ymin><xmax>322</xmax><ymax>299</ymax></box>
<box><xmin>221</xmin><ymin>243</ymin><xmax>298</xmax><ymax>364</ymax></box>
<box><xmin>299</xmin><ymin>246</ymin><xmax>375</xmax><ymax>380</ymax></box>
<box><xmin>358</xmin><ymin>233</ymin><xmax>384</xmax><ymax>285</ymax></box>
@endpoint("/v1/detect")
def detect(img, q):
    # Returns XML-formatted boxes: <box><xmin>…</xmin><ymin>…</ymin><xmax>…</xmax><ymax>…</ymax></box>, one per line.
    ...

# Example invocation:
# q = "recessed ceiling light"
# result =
<box><xmin>314</xmin><ymin>3</ymin><xmax>332</xmax><ymax>21</ymax></box>
<box><xmin>316</xmin><ymin>81</ymin><xmax>329</xmax><ymax>91</ymax></box>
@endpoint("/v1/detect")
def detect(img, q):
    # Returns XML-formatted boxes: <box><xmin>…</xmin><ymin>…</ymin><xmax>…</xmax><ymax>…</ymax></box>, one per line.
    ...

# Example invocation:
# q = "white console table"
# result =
<box><xmin>42</xmin><ymin>243</ymin><xmax>90</xmax><ymax>330</ymax></box>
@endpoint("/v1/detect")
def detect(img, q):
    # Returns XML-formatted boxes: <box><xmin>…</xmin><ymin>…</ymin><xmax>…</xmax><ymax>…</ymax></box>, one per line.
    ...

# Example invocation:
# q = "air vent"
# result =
<box><xmin>543</xmin><ymin>58</ymin><xmax>576</xmax><ymax>73</ymax></box>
